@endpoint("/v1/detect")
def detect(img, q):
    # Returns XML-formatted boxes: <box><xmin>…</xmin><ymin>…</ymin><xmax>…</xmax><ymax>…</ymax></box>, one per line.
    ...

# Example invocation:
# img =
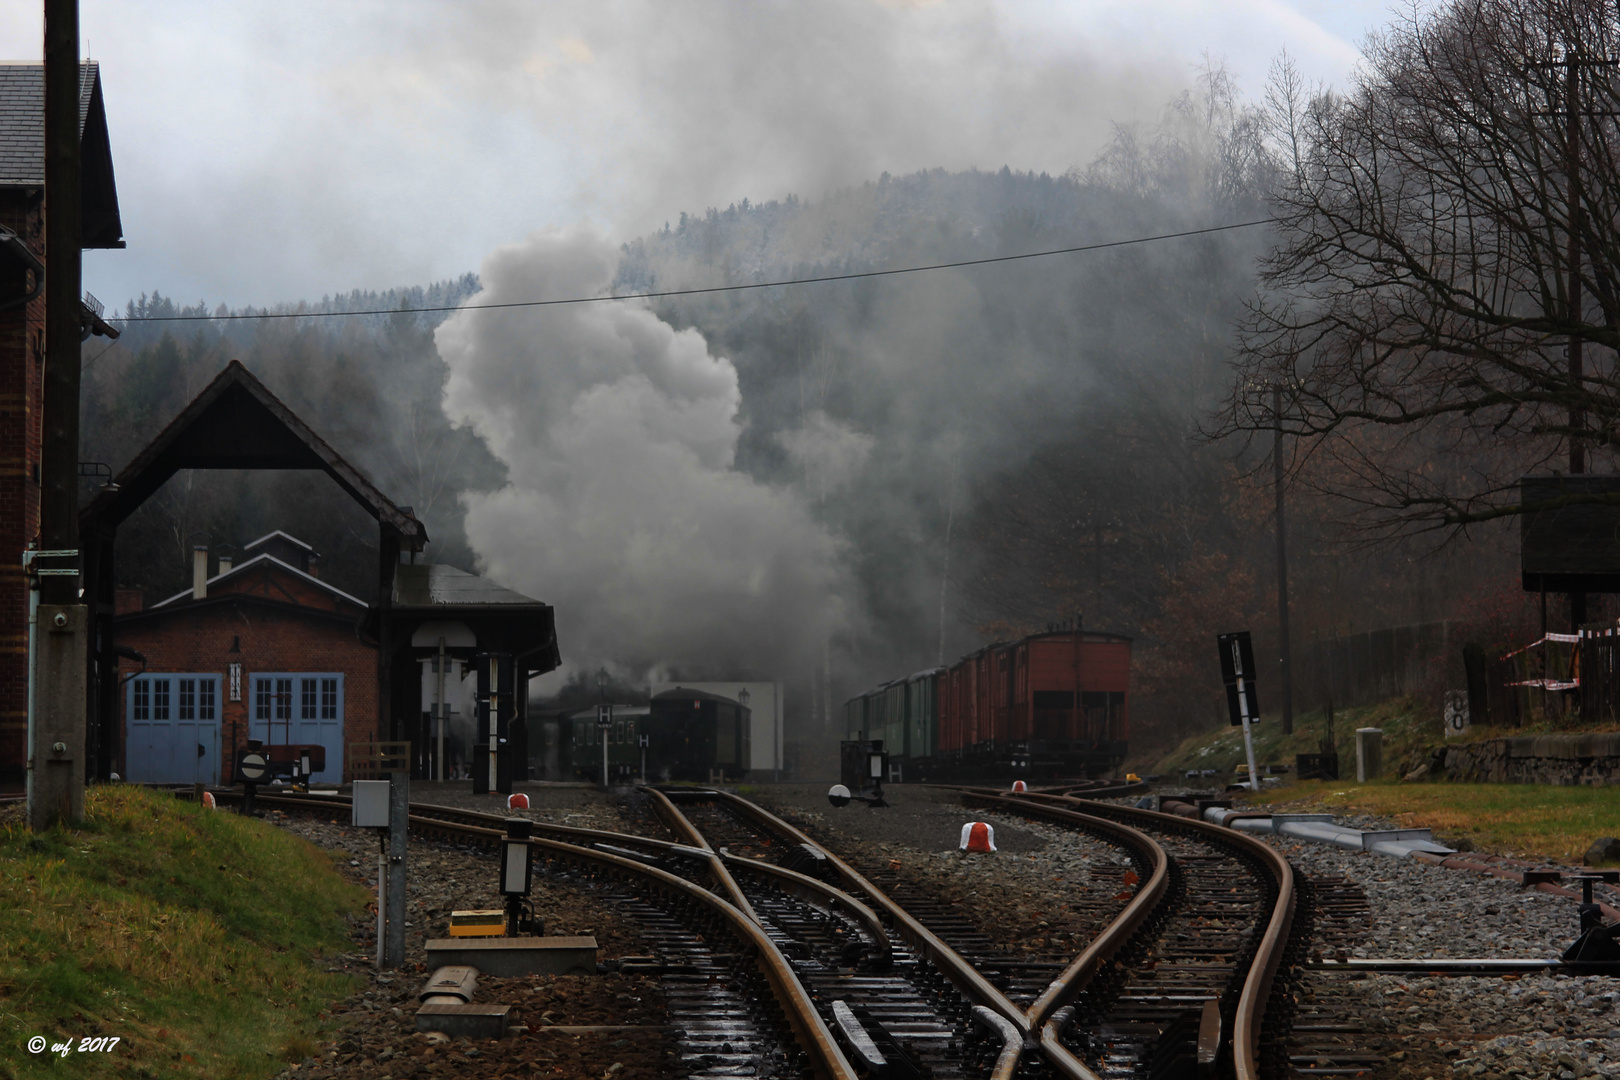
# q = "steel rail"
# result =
<box><xmin>958</xmin><ymin>793</ymin><xmax>1170</xmax><ymax>1035</ymax></box>
<box><xmin>209</xmin><ymin>790</ymin><xmax>858</xmax><ymax>1080</ymax></box>
<box><xmin>660</xmin><ymin>788</ymin><xmax>1031</xmax><ymax>1043</ymax></box>
<box><xmin>643</xmin><ymin>787</ymin><xmax>764</xmax><ymax>924</ymax></box>
<box><xmin>224</xmin><ymin>791</ymin><xmax>893</xmax><ymax>965</ymax></box>
<box><xmin>1009</xmin><ymin>789</ymin><xmax>1297</xmax><ymax>1080</ymax></box>
<box><xmin>716</xmin><ymin>854</ymin><xmax>894</xmax><ymax>969</ymax></box>
<box><xmin>1035</xmin><ymin>779</ymin><xmax>1151</xmax><ymax>799</ymax></box>
<box><xmin>414</xmin><ymin>797</ymin><xmax>897</xmax><ymax>966</ymax></box>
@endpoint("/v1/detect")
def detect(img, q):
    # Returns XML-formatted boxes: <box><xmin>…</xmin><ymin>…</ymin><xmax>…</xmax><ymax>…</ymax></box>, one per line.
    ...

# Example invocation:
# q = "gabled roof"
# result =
<box><xmin>148</xmin><ymin>552</ymin><xmax>367</xmax><ymax>612</ymax></box>
<box><xmin>0</xmin><ymin>62</ymin><xmax>123</xmax><ymax>248</ymax></box>
<box><xmin>80</xmin><ymin>361</ymin><xmax>427</xmax><ymax>548</ymax></box>
<box><xmin>245</xmin><ymin>530</ymin><xmax>314</xmax><ymax>554</ymax></box>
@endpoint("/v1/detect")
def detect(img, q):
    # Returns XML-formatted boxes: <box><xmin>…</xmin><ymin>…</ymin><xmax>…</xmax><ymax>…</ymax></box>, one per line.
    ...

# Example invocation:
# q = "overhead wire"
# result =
<box><xmin>106</xmin><ymin>219</ymin><xmax>1271</xmax><ymax>325</ymax></box>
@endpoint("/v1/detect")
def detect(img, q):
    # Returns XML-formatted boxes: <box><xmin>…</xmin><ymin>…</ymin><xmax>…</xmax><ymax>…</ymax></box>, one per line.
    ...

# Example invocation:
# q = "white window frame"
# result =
<box><xmin>249</xmin><ymin>672</ymin><xmax>345</xmax><ymax>740</ymax></box>
<box><xmin>127</xmin><ymin>673</ymin><xmax>222</xmax><ymax>723</ymax></box>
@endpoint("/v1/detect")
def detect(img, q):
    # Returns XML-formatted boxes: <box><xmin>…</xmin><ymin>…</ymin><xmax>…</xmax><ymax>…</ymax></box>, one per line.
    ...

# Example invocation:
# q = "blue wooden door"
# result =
<box><xmin>126</xmin><ymin>675</ymin><xmax>220</xmax><ymax>784</ymax></box>
<box><xmin>249</xmin><ymin>674</ymin><xmax>344</xmax><ymax>783</ymax></box>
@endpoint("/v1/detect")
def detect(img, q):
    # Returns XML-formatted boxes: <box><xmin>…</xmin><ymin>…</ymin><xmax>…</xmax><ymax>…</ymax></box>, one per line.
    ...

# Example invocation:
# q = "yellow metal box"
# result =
<box><xmin>448</xmin><ymin>909</ymin><xmax>505</xmax><ymax>938</ymax></box>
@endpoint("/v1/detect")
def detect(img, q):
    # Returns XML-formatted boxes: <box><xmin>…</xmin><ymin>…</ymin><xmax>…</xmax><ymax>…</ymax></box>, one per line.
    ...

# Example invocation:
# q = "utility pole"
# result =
<box><xmin>1564</xmin><ymin>56</ymin><xmax>1588</xmax><ymax>631</ymax></box>
<box><xmin>1273</xmin><ymin>385</ymin><xmax>1294</xmax><ymax>736</ymax></box>
<box><xmin>29</xmin><ymin>0</ymin><xmax>87</xmax><ymax>831</ymax></box>
<box><xmin>1535</xmin><ymin>47</ymin><xmax>1620</xmax><ymax>629</ymax></box>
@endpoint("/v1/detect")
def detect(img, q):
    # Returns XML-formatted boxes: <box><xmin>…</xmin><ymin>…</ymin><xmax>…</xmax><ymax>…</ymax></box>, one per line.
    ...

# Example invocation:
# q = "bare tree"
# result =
<box><xmin>1217</xmin><ymin>0</ymin><xmax>1620</xmax><ymax>536</ymax></box>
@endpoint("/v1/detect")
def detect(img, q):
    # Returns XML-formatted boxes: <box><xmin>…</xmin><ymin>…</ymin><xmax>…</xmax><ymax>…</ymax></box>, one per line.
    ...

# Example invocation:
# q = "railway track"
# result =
<box><xmin>652</xmin><ymin>786</ymin><xmax>1029</xmax><ymax>1078</ymax></box>
<box><xmin>214</xmin><ymin>790</ymin><xmax>855</xmax><ymax>1079</ymax></box>
<box><xmin>208</xmin><ymin>785</ymin><xmax>1298</xmax><ymax>1079</ymax></box>
<box><xmin>955</xmin><ymin>788</ymin><xmax>1298</xmax><ymax>1080</ymax></box>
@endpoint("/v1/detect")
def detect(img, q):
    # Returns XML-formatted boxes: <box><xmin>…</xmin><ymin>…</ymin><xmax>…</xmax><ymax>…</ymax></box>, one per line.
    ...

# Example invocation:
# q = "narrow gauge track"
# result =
<box><xmin>209</xmin><ymin>791</ymin><xmax>859</xmax><ymax>1080</ymax></box>
<box><xmin>968</xmin><ymin>789</ymin><xmax>1297</xmax><ymax>1080</ymax></box>
<box><xmin>651</xmin><ymin>786</ymin><xmax>1235</xmax><ymax>1080</ymax></box>
<box><xmin>651</xmin><ymin>786</ymin><xmax>1031</xmax><ymax>1079</ymax></box>
<box><xmin>213</xmin><ymin>787</ymin><xmax>1293</xmax><ymax>1080</ymax></box>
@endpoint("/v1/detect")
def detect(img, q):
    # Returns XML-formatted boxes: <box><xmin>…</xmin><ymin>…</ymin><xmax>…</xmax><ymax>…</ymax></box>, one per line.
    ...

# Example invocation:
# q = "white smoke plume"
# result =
<box><xmin>436</xmin><ymin>228</ymin><xmax>850</xmax><ymax>681</ymax></box>
<box><xmin>778</xmin><ymin>411</ymin><xmax>875</xmax><ymax>505</ymax></box>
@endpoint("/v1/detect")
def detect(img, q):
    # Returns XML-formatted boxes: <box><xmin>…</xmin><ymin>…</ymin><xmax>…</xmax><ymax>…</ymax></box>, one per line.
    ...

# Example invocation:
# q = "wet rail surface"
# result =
<box><xmin>650</xmin><ymin>788</ymin><xmax>1016</xmax><ymax>1079</ymax></box>
<box><xmin>656</xmin><ymin>786</ymin><xmax>1293</xmax><ymax>1080</ymax></box>
<box><xmin>207</xmin><ymin>786</ymin><xmax>1299</xmax><ymax>1079</ymax></box>
<box><xmin>1282</xmin><ymin>874</ymin><xmax>1383</xmax><ymax>1078</ymax></box>
<box><xmin>211</xmin><ymin>790</ymin><xmax>856</xmax><ymax>1080</ymax></box>
<box><xmin>956</xmin><ymin>788</ymin><xmax>1298</xmax><ymax>1080</ymax></box>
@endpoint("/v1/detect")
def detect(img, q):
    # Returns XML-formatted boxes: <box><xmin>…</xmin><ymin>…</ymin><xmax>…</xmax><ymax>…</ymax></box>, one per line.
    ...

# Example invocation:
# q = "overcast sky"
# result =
<box><xmin>0</xmin><ymin>0</ymin><xmax>1395</xmax><ymax>312</ymax></box>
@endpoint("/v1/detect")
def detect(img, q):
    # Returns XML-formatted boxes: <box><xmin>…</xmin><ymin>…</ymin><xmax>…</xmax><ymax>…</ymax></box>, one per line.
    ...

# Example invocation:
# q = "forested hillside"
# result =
<box><xmin>79</xmin><ymin>70</ymin><xmax>1531</xmax><ymax>750</ymax></box>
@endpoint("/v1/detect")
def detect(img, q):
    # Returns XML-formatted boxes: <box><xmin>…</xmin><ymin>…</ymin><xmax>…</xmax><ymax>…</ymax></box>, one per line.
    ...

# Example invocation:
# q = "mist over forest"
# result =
<box><xmin>81</xmin><ymin>65</ymin><xmax>1535</xmax><ymax>768</ymax></box>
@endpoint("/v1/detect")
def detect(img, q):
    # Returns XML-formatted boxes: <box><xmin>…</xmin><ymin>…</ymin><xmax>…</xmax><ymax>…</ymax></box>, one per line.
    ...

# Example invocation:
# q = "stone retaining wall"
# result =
<box><xmin>1441</xmin><ymin>732</ymin><xmax>1620</xmax><ymax>784</ymax></box>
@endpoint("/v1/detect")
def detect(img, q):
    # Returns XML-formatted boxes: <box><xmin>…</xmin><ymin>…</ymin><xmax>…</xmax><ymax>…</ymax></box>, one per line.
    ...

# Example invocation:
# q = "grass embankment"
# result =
<box><xmin>0</xmin><ymin>786</ymin><xmax>368</xmax><ymax>1080</ymax></box>
<box><xmin>1140</xmin><ymin>695</ymin><xmax>1439</xmax><ymax>780</ymax></box>
<box><xmin>1143</xmin><ymin>695</ymin><xmax>1620</xmax><ymax>864</ymax></box>
<box><xmin>1239</xmin><ymin>779</ymin><xmax>1620</xmax><ymax>866</ymax></box>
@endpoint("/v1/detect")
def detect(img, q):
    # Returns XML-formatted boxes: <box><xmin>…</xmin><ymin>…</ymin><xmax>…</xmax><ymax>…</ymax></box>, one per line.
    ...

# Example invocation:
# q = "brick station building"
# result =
<box><xmin>76</xmin><ymin>361</ymin><xmax>559</xmax><ymax>787</ymax></box>
<box><xmin>0</xmin><ymin>63</ymin><xmax>123</xmax><ymax>789</ymax></box>
<box><xmin>113</xmin><ymin>531</ymin><xmax>379</xmax><ymax>785</ymax></box>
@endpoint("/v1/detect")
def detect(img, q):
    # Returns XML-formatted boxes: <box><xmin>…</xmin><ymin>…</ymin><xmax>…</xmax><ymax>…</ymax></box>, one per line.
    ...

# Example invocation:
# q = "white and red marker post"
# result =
<box><xmin>959</xmin><ymin>821</ymin><xmax>996</xmax><ymax>852</ymax></box>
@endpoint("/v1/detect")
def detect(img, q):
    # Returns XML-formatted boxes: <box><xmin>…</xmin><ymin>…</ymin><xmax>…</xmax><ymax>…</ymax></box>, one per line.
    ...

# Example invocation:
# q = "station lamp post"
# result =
<box><xmin>738</xmin><ymin>687</ymin><xmax>751</xmax><ymax>780</ymax></box>
<box><xmin>596</xmin><ymin>667</ymin><xmax>611</xmax><ymax>789</ymax></box>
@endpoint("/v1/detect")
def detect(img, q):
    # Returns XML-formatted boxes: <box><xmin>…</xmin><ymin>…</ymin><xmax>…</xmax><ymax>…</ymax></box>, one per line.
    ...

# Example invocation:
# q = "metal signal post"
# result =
<box><xmin>597</xmin><ymin>703</ymin><xmax>612</xmax><ymax>788</ymax></box>
<box><xmin>1218</xmin><ymin>631</ymin><xmax>1261</xmax><ymax>792</ymax></box>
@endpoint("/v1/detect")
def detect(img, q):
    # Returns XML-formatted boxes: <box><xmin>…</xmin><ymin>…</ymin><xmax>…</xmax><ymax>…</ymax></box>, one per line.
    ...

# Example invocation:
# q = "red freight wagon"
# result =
<box><xmin>846</xmin><ymin>628</ymin><xmax>1131</xmax><ymax>781</ymax></box>
<box><xmin>1014</xmin><ymin>631</ymin><xmax>1130</xmax><ymax>746</ymax></box>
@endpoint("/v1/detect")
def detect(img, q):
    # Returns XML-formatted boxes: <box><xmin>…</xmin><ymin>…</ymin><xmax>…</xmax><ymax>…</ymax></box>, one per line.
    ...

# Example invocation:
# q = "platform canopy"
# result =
<box><xmin>80</xmin><ymin>359</ymin><xmax>424</xmax><ymax>544</ymax></box>
<box><xmin>374</xmin><ymin>563</ymin><xmax>560</xmax><ymax>671</ymax></box>
<box><xmin>79</xmin><ymin>360</ymin><xmax>427</xmax><ymax>782</ymax></box>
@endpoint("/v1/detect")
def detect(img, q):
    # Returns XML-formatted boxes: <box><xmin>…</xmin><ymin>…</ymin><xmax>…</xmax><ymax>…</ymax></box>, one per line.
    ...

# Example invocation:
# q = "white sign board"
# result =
<box><xmin>1443</xmin><ymin>690</ymin><xmax>1471</xmax><ymax>739</ymax></box>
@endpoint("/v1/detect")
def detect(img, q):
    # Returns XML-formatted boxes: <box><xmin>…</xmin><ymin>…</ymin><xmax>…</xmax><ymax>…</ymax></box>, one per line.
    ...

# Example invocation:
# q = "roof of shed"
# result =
<box><xmin>80</xmin><ymin>360</ymin><xmax>427</xmax><ymax>548</ymax></box>
<box><xmin>0</xmin><ymin>62</ymin><xmax>122</xmax><ymax>247</ymax></box>
<box><xmin>652</xmin><ymin>687</ymin><xmax>746</xmax><ymax>707</ymax></box>
<box><xmin>392</xmin><ymin>563</ymin><xmax>546</xmax><ymax>608</ymax></box>
<box><xmin>149</xmin><ymin>552</ymin><xmax>367</xmax><ymax>612</ymax></box>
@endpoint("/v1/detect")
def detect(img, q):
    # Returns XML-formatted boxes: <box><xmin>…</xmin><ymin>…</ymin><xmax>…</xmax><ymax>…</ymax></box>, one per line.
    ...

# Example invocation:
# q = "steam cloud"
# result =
<box><xmin>437</xmin><ymin>229</ymin><xmax>851</xmax><ymax>680</ymax></box>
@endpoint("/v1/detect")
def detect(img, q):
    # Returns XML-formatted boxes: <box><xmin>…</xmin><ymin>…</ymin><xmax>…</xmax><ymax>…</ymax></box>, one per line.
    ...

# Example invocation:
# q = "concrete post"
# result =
<box><xmin>1356</xmin><ymin>727</ymin><xmax>1383</xmax><ymax>783</ymax></box>
<box><xmin>28</xmin><ymin>604</ymin><xmax>87</xmax><ymax>830</ymax></box>
<box><xmin>386</xmin><ymin>769</ymin><xmax>409</xmax><ymax>967</ymax></box>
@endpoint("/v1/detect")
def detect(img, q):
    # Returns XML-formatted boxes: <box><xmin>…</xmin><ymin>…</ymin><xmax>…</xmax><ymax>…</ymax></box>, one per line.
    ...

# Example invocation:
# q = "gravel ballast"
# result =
<box><xmin>755</xmin><ymin>784</ymin><xmax>1146</xmax><ymax>956</ymax></box>
<box><xmin>759</xmin><ymin>783</ymin><xmax>1620</xmax><ymax>1079</ymax></box>
<box><xmin>262</xmin><ymin>787</ymin><xmax>675</xmax><ymax>1080</ymax></box>
<box><xmin>260</xmin><ymin>781</ymin><xmax>1620</xmax><ymax>1079</ymax></box>
<box><xmin>1250</xmin><ymin>801</ymin><xmax>1620</xmax><ymax>1078</ymax></box>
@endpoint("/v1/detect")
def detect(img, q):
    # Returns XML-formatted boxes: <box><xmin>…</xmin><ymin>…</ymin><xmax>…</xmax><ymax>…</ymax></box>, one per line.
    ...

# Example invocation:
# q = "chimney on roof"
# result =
<box><xmin>307</xmin><ymin>553</ymin><xmax>320</xmax><ymax>579</ymax></box>
<box><xmin>218</xmin><ymin>551</ymin><xmax>232</xmax><ymax>575</ymax></box>
<box><xmin>192</xmin><ymin>546</ymin><xmax>208</xmax><ymax>600</ymax></box>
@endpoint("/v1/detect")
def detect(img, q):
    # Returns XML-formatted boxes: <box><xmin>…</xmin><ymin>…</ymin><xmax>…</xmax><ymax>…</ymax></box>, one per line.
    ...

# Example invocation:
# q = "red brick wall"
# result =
<box><xmin>0</xmin><ymin>191</ymin><xmax>46</xmax><ymax>789</ymax></box>
<box><xmin>114</xmin><ymin>599</ymin><xmax>379</xmax><ymax>781</ymax></box>
<box><xmin>209</xmin><ymin>561</ymin><xmax>359</xmax><ymax>613</ymax></box>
